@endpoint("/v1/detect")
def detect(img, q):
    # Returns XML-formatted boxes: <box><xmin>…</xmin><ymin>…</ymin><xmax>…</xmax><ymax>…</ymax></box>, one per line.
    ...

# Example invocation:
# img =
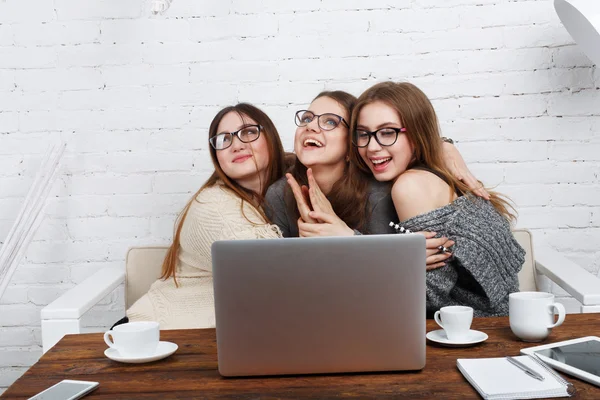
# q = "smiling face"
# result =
<box><xmin>294</xmin><ymin>96</ymin><xmax>349</xmax><ymax>170</ymax></box>
<box><xmin>356</xmin><ymin>101</ymin><xmax>414</xmax><ymax>182</ymax></box>
<box><xmin>215</xmin><ymin>111</ymin><xmax>270</xmax><ymax>192</ymax></box>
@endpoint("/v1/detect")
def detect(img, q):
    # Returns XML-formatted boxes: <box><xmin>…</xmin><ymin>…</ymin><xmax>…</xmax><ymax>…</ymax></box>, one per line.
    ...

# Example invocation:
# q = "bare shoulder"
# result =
<box><xmin>392</xmin><ymin>169</ymin><xmax>452</xmax><ymax>221</ymax></box>
<box><xmin>393</xmin><ymin>170</ymin><xmax>434</xmax><ymax>195</ymax></box>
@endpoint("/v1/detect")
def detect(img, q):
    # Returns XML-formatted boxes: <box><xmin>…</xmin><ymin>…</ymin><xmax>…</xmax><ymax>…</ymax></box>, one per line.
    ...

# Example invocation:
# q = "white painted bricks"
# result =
<box><xmin>1</xmin><ymin>0</ymin><xmax>600</xmax><ymax>391</ymax></box>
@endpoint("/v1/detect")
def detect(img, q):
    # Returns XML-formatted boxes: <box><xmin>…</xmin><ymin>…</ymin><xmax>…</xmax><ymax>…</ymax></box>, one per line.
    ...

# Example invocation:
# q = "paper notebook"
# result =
<box><xmin>457</xmin><ymin>355</ymin><xmax>574</xmax><ymax>400</ymax></box>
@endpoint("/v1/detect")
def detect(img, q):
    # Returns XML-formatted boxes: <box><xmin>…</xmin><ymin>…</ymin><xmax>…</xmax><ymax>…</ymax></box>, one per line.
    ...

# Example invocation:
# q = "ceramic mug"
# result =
<box><xmin>104</xmin><ymin>321</ymin><xmax>160</xmax><ymax>358</ymax></box>
<box><xmin>434</xmin><ymin>306</ymin><xmax>473</xmax><ymax>341</ymax></box>
<box><xmin>509</xmin><ymin>292</ymin><xmax>566</xmax><ymax>342</ymax></box>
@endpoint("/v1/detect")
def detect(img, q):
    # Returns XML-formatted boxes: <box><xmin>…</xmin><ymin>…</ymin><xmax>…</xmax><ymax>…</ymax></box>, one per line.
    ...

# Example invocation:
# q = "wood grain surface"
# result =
<box><xmin>3</xmin><ymin>314</ymin><xmax>600</xmax><ymax>399</ymax></box>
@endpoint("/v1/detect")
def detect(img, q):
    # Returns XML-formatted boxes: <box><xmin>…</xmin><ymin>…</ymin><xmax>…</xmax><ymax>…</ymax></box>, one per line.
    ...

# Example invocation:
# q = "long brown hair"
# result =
<box><xmin>286</xmin><ymin>90</ymin><xmax>371</xmax><ymax>231</ymax></box>
<box><xmin>350</xmin><ymin>81</ymin><xmax>515</xmax><ymax>221</ymax></box>
<box><xmin>161</xmin><ymin>103</ymin><xmax>286</xmax><ymax>283</ymax></box>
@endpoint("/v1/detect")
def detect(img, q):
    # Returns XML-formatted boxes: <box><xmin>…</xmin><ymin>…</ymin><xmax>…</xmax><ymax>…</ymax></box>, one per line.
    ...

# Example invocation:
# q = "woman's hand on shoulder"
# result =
<box><xmin>441</xmin><ymin>141</ymin><xmax>490</xmax><ymax>200</ymax></box>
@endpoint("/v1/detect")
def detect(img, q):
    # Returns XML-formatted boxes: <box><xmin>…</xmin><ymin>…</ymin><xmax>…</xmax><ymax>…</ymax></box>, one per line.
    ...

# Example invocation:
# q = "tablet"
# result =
<box><xmin>521</xmin><ymin>336</ymin><xmax>600</xmax><ymax>387</ymax></box>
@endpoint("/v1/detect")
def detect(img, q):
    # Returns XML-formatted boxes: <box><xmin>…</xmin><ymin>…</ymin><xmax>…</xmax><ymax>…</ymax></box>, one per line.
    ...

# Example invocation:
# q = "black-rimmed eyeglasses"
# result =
<box><xmin>295</xmin><ymin>110</ymin><xmax>349</xmax><ymax>131</ymax></box>
<box><xmin>209</xmin><ymin>125</ymin><xmax>262</xmax><ymax>150</ymax></box>
<box><xmin>352</xmin><ymin>127</ymin><xmax>407</xmax><ymax>148</ymax></box>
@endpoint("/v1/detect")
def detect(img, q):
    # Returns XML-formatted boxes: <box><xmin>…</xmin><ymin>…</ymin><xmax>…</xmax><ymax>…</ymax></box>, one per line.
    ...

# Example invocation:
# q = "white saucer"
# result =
<box><xmin>426</xmin><ymin>329</ymin><xmax>488</xmax><ymax>347</ymax></box>
<box><xmin>104</xmin><ymin>341</ymin><xmax>178</xmax><ymax>363</ymax></box>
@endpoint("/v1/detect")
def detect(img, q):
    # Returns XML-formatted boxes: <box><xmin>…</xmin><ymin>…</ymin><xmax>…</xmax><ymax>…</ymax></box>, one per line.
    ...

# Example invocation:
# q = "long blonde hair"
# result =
<box><xmin>350</xmin><ymin>81</ymin><xmax>516</xmax><ymax>221</ymax></box>
<box><xmin>160</xmin><ymin>104</ymin><xmax>286</xmax><ymax>284</ymax></box>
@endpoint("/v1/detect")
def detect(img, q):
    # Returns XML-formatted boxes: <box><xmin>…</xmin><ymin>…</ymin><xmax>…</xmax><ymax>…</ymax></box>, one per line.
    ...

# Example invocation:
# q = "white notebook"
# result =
<box><xmin>457</xmin><ymin>355</ymin><xmax>574</xmax><ymax>400</ymax></box>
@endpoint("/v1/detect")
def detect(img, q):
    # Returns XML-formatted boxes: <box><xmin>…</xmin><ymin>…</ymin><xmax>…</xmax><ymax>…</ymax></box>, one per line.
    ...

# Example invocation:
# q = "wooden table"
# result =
<box><xmin>4</xmin><ymin>314</ymin><xmax>600</xmax><ymax>399</ymax></box>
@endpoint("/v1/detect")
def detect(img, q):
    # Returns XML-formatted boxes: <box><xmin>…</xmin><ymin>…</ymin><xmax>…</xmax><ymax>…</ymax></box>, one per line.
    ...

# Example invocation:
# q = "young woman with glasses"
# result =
<box><xmin>265</xmin><ymin>90</ymin><xmax>487</xmax><ymax>269</ymax></box>
<box><xmin>265</xmin><ymin>91</ymin><xmax>383</xmax><ymax>238</ymax></box>
<box><xmin>350</xmin><ymin>81</ymin><xmax>525</xmax><ymax>317</ymax></box>
<box><xmin>125</xmin><ymin>104</ymin><xmax>286</xmax><ymax>329</ymax></box>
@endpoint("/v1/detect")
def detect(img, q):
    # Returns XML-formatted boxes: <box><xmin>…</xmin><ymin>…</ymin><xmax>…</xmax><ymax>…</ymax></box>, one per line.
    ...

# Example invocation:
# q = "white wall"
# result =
<box><xmin>0</xmin><ymin>0</ymin><xmax>599</xmax><ymax>392</ymax></box>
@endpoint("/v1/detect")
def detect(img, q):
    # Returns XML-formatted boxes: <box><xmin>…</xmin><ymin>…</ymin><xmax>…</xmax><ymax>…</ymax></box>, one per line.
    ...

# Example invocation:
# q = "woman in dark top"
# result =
<box><xmin>265</xmin><ymin>90</ymin><xmax>394</xmax><ymax>237</ymax></box>
<box><xmin>351</xmin><ymin>81</ymin><xmax>525</xmax><ymax>317</ymax></box>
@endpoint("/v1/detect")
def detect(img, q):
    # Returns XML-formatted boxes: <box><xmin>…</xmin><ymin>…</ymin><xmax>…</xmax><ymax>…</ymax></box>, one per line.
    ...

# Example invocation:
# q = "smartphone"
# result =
<box><xmin>28</xmin><ymin>379</ymin><xmax>99</xmax><ymax>400</ymax></box>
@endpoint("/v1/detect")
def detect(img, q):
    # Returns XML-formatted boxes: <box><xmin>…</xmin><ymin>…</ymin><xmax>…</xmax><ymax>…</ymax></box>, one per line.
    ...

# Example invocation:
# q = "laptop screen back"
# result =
<box><xmin>212</xmin><ymin>234</ymin><xmax>426</xmax><ymax>376</ymax></box>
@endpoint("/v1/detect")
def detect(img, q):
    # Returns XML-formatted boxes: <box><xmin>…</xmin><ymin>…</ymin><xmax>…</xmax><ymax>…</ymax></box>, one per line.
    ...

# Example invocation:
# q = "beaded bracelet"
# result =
<box><xmin>389</xmin><ymin>221</ymin><xmax>411</xmax><ymax>234</ymax></box>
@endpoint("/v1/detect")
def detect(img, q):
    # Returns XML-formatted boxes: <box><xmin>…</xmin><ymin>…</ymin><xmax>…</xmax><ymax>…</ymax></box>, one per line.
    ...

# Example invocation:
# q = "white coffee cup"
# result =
<box><xmin>434</xmin><ymin>306</ymin><xmax>473</xmax><ymax>342</ymax></box>
<box><xmin>509</xmin><ymin>292</ymin><xmax>566</xmax><ymax>342</ymax></box>
<box><xmin>104</xmin><ymin>321</ymin><xmax>160</xmax><ymax>358</ymax></box>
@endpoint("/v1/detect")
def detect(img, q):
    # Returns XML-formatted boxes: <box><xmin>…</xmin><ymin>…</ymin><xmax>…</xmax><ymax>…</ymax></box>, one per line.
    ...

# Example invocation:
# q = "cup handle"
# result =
<box><xmin>548</xmin><ymin>303</ymin><xmax>566</xmax><ymax>328</ymax></box>
<box><xmin>104</xmin><ymin>331</ymin><xmax>117</xmax><ymax>349</ymax></box>
<box><xmin>434</xmin><ymin>311</ymin><xmax>444</xmax><ymax>329</ymax></box>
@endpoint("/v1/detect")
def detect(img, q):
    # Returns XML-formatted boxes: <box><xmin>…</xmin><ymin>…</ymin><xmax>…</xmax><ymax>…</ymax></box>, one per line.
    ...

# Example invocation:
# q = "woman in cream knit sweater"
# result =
<box><xmin>126</xmin><ymin>103</ymin><xmax>287</xmax><ymax>329</ymax></box>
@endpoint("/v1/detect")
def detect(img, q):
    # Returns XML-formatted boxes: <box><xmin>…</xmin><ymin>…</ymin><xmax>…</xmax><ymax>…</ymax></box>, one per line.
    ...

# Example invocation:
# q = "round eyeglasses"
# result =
<box><xmin>209</xmin><ymin>125</ymin><xmax>262</xmax><ymax>150</ymax></box>
<box><xmin>352</xmin><ymin>127</ymin><xmax>407</xmax><ymax>148</ymax></box>
<box><xmin>295</xmin><ymin>110</ymin><xmax>349</xmax><ymax>131</ymax></box>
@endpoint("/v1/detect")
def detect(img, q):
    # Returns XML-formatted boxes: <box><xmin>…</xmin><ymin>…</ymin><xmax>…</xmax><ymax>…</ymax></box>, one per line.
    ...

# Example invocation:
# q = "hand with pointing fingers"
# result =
<box><xmin>286</xmin><ymin>173</ymin><xmax>317</xmax><ymax>223</ymax></box>
<box><xmin>287</xmin><ymin>169</ymin><xmax>354</xmax><ymax>237</ymax></box>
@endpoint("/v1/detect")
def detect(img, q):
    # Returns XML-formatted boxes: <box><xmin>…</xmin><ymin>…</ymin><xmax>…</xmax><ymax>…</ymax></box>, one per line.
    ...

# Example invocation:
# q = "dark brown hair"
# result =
<box><xmin>286</xmin><ymin>91</ymin><xmax>371</xmax><ymax>232</ymax></box>
<box><xmin>161</xmin><ymin>103</ymin><xmax>286</xmax><ymax>283</ymax></box>
<box><xmin>350</xmin><ymin>81</ymin><xmax>515</xmax><ymax>221</ymax></box>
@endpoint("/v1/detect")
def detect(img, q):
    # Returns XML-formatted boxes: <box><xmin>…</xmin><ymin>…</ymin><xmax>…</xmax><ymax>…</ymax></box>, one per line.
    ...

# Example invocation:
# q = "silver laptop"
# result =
<box><xmin>212</xmin><ymin>234</ymin><xmax>426</xmax><ymax>377</ymax></box>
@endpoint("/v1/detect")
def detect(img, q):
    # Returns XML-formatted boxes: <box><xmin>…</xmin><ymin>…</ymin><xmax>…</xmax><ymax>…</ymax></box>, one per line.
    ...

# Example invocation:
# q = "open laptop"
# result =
<box><xmin>212</xmin><ymin>233</ymin><xmax>426</xmax><ymax>377</ymax></box>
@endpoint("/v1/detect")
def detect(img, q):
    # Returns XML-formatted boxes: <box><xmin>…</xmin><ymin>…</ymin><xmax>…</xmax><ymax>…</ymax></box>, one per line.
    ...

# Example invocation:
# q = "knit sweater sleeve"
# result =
<box><xmin>127</xmin><ymin>184</ymin><xmax>282</xmax><ymax>328</ymax></box>
<box><xmin>398</xmin><ymin>195</ymin><xmax>525</xmax><ymax>317</ymax></box>
<box><xmin>447</xmin><ymin>198</ymin><xmax>524</xmax><ymax>314</ymax></box>
<box><xmin>126</xmin><ymin>291</ymin><xmax>157</xmax><ymax>322</ymax></box>
<box><xmin>178</xmin><ymin>185</ymin><xmax>283</xmax><ymax>273</ymax></box>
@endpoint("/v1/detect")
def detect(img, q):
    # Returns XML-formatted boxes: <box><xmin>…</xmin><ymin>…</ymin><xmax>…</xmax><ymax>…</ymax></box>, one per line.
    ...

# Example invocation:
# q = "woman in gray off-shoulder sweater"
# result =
<box><xmin>351</xmin><ymin>81</ymin><xmax>525</xmax><ymax>318</ymax></box>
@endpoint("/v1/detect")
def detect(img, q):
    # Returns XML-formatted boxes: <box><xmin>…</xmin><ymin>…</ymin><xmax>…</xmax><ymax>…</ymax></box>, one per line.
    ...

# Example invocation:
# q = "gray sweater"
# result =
<box><xmin>264</xmin><ymin>176</ymin><xmax>396</xmax><ymax>237</ymax></box>
<box><xmin>396</xmin><ymin>195</ymin><xmax>525</xmax><ymax>318</ymax></box>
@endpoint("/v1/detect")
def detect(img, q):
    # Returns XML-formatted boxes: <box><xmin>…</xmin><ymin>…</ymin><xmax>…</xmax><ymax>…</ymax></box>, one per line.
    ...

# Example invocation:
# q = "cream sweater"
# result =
<box><xmin>126</xmin><ymin>183</ymin><xmax>282</xmax><ymax>329</ymax></box>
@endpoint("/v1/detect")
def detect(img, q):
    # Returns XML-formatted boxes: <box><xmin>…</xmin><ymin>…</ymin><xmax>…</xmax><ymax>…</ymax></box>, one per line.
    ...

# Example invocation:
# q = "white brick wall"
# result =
<box><xmin>0</xmin><ymin>0</ymin><xmax>599</xmax><ymax>390</ymax></box>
